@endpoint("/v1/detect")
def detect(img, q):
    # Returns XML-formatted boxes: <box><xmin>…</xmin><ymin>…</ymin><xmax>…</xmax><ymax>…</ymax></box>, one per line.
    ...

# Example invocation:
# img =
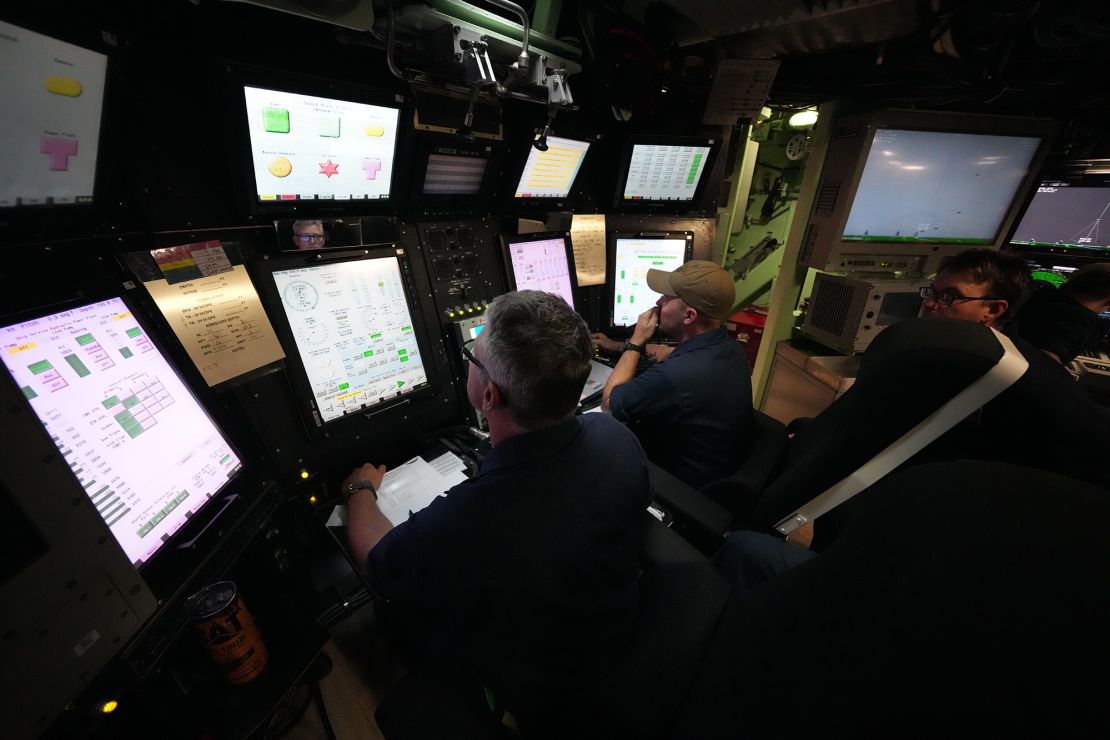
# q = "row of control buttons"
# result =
<box><xmin>446</xmin><ymin>301</ymin><xmax>490</xmax><ymax>319</ymax></box>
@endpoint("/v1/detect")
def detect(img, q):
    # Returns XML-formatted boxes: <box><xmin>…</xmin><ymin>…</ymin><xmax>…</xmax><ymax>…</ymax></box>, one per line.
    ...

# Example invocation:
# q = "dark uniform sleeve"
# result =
<box><xmin>608</xmin><ymin>366</ymin><xmax>677</xmax><ymax>423</ymax></box>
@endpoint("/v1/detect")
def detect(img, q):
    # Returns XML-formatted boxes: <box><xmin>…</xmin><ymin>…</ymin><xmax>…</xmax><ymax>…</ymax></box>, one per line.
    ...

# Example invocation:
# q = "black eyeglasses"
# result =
<box><xmin>920</xmin><ymin>285</ymin><xmax>997</xmax><ymax>306</ymax></box>
<box><xmin>294</xmin><ymin>233</ymin><xmax>327</xmax><ymax>243</ymax></box>
<box><xmin>461</xmin><ymin>338</ymin><xmax>487</xmax><ymax>373</ymax></box>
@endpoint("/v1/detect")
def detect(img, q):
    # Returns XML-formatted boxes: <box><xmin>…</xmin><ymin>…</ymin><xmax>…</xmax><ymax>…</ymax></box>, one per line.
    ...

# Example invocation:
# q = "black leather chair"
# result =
<box><xmin>648</xmin><ymin>409</ymin><xmax>788</xmax><ymax>554</ymax></box>
<box><xmin>671</xmin><ymin>461</ymin><xmax>1110</xmax><ymax>738</ymax></box>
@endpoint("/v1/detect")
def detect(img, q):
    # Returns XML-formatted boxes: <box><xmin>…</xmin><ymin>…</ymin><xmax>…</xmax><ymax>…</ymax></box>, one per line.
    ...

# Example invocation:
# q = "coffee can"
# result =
<box><xmin>187</xmin><ymin>581</ymin><xmax>268</xmax><ymax>686</ymax></box>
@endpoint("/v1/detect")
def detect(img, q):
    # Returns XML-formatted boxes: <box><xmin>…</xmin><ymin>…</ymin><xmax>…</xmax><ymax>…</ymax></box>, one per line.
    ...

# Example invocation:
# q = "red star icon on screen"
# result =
<box><xmin>319</xmin><ymin>159</ymin><xmax>340</xmax><ymax>178</ymax></box>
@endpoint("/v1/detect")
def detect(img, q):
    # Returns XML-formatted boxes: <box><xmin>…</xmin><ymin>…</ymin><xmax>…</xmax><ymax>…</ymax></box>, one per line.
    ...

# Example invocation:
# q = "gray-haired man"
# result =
<box><xmin>343</xmin><ymin>290</ymin><xmax>649</xmax><ymax>734</ymax></box>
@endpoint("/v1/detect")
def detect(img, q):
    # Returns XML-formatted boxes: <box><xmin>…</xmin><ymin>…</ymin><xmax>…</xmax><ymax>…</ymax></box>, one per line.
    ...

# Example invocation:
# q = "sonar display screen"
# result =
<box><xmin>0</xmin><ymin>20</ymin><xmax>108</xmax><ymax>207</ymax></box>
<box><xmin>244</xmin><ymin>86</ymin><xmax>400</xmax><ymax>203</ymax></box>
<box><xmin>612</xmin><ymin>237</ymin><xmax>688</xmax><ymax>326</ymax></box>
<box><xmin>1010</xmin><ymin>181</ymin><xmax>1110</xmax><ymax>254</ymax></box>
<box><xmin>843</xmin><ymin>129</ymin><xmax>1041</xmax><ymax>244</ymax></box>
<box><xmin>506</xmin><ymin>235</ymin><xmax>576</xmax><ymax>309</ymax></box>
<box><xmin>0</xmin><ymin>298</ymin><xmax>242</xmax><ymax>566</ymax></box>
<box><xmin>272</xmin><ymin>256</ymin><xmax>428</xmax><ymax>423</ymax></box>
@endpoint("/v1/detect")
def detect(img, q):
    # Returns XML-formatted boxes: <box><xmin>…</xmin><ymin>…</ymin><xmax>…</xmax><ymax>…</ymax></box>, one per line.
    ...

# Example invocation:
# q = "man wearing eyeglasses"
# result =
<box><xmin>919</xmin><ymin>248</ymin><xmax>1030</xmax><ymax>327</ymax></box>
<box><xmin>291</xmin><ymin>219</ymin><xmax>327</xmax><ymax>250</ymax></box>
<box><xmin>342</xmin><ymin>290</ymin><xmax>650</xmax><ymax>735</ymax></box>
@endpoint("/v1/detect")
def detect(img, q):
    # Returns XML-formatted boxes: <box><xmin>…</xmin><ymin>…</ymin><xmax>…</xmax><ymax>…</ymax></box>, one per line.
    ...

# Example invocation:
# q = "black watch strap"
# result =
<box><xmin>345</xmin><ymin>480</ymin><xmax>378</xmax><ymax>502</ymax></box>
<box><xmin>623</xmin><ymin>340</ymin><xmax>645</xmax><ymax>354</ymax></box>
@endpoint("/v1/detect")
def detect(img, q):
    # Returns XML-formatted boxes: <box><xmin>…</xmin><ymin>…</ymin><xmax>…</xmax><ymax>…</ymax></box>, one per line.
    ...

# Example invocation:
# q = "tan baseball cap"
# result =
<box><xmin>646</xmin><ymin>260</ymin><xmax>736</xmax><ymax>320</ymax></box>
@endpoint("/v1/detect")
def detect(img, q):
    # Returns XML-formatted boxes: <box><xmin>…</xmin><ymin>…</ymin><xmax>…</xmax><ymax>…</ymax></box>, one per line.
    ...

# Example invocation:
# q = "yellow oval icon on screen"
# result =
<box><xmin>45</xmin><ymin>75</ymin><xmax>82</xmax><ymax>97</ymax></box>
<box><xmin>364</xmin><ymin>126</ymin><xmax>385</xmax><ymax>137</ymax></box>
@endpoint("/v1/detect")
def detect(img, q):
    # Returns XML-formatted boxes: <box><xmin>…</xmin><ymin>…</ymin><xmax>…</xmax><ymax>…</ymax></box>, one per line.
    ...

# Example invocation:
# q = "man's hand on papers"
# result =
<box><xmin>342</xmin><ymin>462</ymin><xmax>386</xmax><ymax>494</ymax></box>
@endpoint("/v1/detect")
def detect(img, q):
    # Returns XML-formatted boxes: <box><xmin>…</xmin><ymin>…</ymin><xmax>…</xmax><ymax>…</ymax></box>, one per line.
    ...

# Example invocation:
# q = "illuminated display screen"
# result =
<box><xmin>0</xmin><ymin>298</ymin><xmax>242</xmax><ymax>566</ymax></box>
<box><xmin>1010</xmin><ymin>182</ymin><xmax>1110</xmax><ymax>254</ymax></box>
<box><xmin>622</xmin><ymin>144</ymin><xmax>712</xmax><ymax>201</ymax></box>
<box><xmin>514</xmin><ymin>136</ymin><xmax>590</xmax><ymax>198</ymax></box>
<box><xmin>507</xmin><ymin>235</ymin><xmax>576</xmax><ymax>309</ymax></box>
<box><xmin>611</xmin><ymin>237</ymin><xmax>688</xmax><ymax>326</ymax></box>
<box><xmin>423</xmin><ymin>152</ymin><xmax>488</xmax><ymax>195</ymax></box>
<box><xmin>272</xmin><ymin>257</ymin><xmax>428</xmax><ymax>423</ymax></box>
<box><xmin>244</xmin><ymin>85</ymin><xmax>399</xmax><ymax>203</ymax></box>
<box><xmin>844</xmin><ymin>129</ymin><xmax>1041</xmax><ymax>244</ymax></box>
<box><xmin>0</xmin><ymin>20</ymin><xmax>107</xmax><ymax>207</ymax></box>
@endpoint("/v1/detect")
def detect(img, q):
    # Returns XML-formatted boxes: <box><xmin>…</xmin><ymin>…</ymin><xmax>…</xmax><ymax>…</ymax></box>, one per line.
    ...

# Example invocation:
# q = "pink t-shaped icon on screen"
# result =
<box><xmin>362</xmin><ymin>158</ymin><xmax>382</xmax><ymax>180</ymax></box>
<box><xmin>40</xmin><ymin>137</ymin><xmax>79</xmax><ymax>171</ymax></box>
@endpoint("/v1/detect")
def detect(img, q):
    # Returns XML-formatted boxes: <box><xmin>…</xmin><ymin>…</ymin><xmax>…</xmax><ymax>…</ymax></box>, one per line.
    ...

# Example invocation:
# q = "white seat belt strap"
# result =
<box><xmin>774</xmin><ymin>329</ymin><xmax>1028</xmax><ymax>535</ymax></box>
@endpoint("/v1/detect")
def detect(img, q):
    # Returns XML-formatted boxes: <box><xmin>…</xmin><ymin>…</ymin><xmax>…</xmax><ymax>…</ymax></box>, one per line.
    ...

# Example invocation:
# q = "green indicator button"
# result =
<box><xmin>338</xmin><ymin>382</ymin><xmax>349</xmax><ymax>390</ymax></box>
<box><xmin>120</xmin><ymin>347</ymin><xmax>134</xmax><ymax>359</ymax></box>
<box><xmin>126</xmin><ymin>327</ymin><xmax>143</xmax><ymax>338</ymax></box>
<box><xmin>219</xmin><ymin>454</ymin><xmax>232</xmax><ymax>465</ymax></box>
<box><xmin>64</xmin><ymin>354</ymin><xmax>91</xmax><ymax>377</ymax></box>
<box><xmin>364</xmin><ymin>350</ymin><xmax>373</xmax><ymax>357</ymax></box>
<box><xmin>103</xmin><ymin>395</ymin><xmax>121</xmax><ymax>409</ymax></box>
<box><xmin>402</xmin><ymin>326</ymin><xmax>412</xmax><ymax>332</ymax></box>
<box><xmin>28</xmin><ymin>360</ymin><xmax>53</xmax><ymax>374</ymax></box>
<box><xmin>21</xmin><ymin>386</ymin><xmax>37</xmax><ymax>401</ymax></box>
<box><xmin>138</xmin><ymin>523</ymin><xmax>153</xmax><ymax>538</ymax></box>
<box><xmin>398</xmin><ymin>349</ymin><xmax>407</xmax><ymax>356</ymax></box>
<box><xmin>652</xmin><ymin>261</ymin><xmax>664</xmax><ymax>265</ymax></box>
<box><xmin>620</xmin><ymin>270</ymin><xmax>625</xmax><ymax>279</ymax></box>
<box><xmin>176</xmin><ymin>490</ymin><xmax>191</xmax><ymax>503</ymax></box>
<box><xmin>75</xmin><ymin>334</ymin><xmax>95</xmax><ymax>346</ymax></box>
<box><xmin>400</xmin><ymin>356</ymin><xmax>409</xmax><ymax>362</ymax></box>
<box><xmin>396</xmin><ymin>380</ymin><xmax>406</xmax><ymax>388</ymax></box>
<box><xmin>123</xmin><ymin>395</ymin><xmax>141</xmax><ymax>409</ymax></box>
<box><xmin>371</xmin><ymin>332</ymin><xmax>382</xmax><ymax>339</ymax></box>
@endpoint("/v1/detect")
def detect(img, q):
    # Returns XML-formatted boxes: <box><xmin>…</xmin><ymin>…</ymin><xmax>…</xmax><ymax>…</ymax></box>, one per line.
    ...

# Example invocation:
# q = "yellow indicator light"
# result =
<box><xmin>99</xmin><ymin>700</ymin><xmax>119</xmax><ymax>714</ymax></box>
<box><xmin>448</xmin><ymin>312</ymin><xmax>455</xmax><ymax>317</ymax></box>
<box><xmin>300</xmin><ymin>470</ymin><xmax>310</xmax><ymax>479</ymax></box>
<box><xmin>468</xmin><ymin>308</ymin><xmax>474</xmax><ymax>313</ymax></box>
<box><xmin>309</xmin><ymin>495</ymin><xmax>318</xmax><ymax>505</ymax></box>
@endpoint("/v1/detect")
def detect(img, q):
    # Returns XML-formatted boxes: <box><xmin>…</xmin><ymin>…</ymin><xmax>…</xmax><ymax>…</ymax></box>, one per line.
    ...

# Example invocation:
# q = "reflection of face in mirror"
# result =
<box><xmin>292</xmin><ymin>220</ymin><xmax>327</xmax><ymax>250</ymax></box>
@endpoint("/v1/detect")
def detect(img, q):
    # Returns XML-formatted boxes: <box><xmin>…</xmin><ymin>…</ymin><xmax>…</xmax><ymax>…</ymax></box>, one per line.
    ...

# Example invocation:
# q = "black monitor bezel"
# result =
<box><xmin>0</xmin><ymin>18</ymin><xmax>129</xmax><ymax>241</ymax></box>
<box><xmin>407</xmin><ymin>135</ymin><xmax>504</xmax><ymax>213</ymax></box>
<box><xmin>499</xmin><ymin>230</ymin><xmax>581</xmax><ymax>311</ymax></box>
<box><xmin>509</xmin><ymin>133</ymin><xmax>594</xmax><ymax>206</ymax></box>
<box><xmin>253</xmin><ymin>247</ymin><xmax>439</xmax><ymax>434</ymax></box>
<box><xmin>613</xmin><ymin>135</ymin><xmax>721</xmax><ymax>211</ymax></box>
<box><xmin>227</xmin><ymin>64</ymin><xmax>410</xmax><ymax>221</ymax></box>
<box><xmin>606</xmin><ymin>230</ymin><xmax>695</xmax><ymax>332</ymax></box>
<box><xmin>0</xmin><ymin>290</ymin><xmax>249</xmax><ymax>574</ymax></box>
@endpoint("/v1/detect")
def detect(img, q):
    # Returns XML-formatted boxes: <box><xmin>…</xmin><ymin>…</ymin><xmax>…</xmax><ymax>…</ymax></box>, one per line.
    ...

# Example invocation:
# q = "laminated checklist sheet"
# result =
<box><xmin>327</xmin><ymin>451</ymin><xmax>469</xmax><ymax>528</ymax></box>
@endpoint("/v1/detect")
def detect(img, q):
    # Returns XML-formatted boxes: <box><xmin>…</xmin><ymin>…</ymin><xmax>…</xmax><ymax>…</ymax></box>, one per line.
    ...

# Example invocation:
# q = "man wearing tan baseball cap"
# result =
<box><xmin>599</xmin><ymin>260</ymin><xmax>754</xmax><ymax>487</ymax></box>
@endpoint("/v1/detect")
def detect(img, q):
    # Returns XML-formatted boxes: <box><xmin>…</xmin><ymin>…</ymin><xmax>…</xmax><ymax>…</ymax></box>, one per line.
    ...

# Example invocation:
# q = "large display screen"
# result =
<box><xmin>0</xmin><ymin>298</ymin><xmax>242</xmax><ymax>566</ymax></box>
<box><xmin>844</xmin><ymin>129</ymin><xmax>1041</xmax><ymax>244</ymax></box>
<box><xmin>0</xmin><ymin>21</ymin><xmax>108</xmax><ymax>208</ymax></box>
<box><xmin>506</xmin><ymin>234</ymin><xmax>576</xmax><ymax>309</ymax></box>
<box><xmin>612</xmin><ymin>237</ymin><xmax>689</xmax><ymax>326</ymax></box>
<box><xmin>272</xmin><ymin>257</ymin><xmax>428</xmax><ymax>423</ymax></box>
<box><xmin>622</xmin><ymin>144</ymin><xmax>712</xmax><ymax>202</ymax></box>
<box><xmin>1010</xmin><ymin>181</ymin><xmax>1110</xmax><ymax>254</ymax></box>
<box><xmin>423</xmin><ymin>152</ymin><xmax>488</xmax><ymax>195</ymax></box>
<box><xmin>514</xmin><ymin>136</ymin><xmax>590</xmax><ymax>198</ymax></box>
<box><xmin>243</xmin><ymin>86</ymin><xmax>399</xmax><ymax>203</ymax></box>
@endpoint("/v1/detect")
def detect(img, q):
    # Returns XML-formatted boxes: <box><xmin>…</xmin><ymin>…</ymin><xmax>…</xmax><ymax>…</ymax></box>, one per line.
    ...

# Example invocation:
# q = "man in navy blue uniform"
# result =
<box><xmin>342</xmin><ymin>290</ymin><xmax>650</xmax><ymax>735</ymax></box>
<box><xmin>599</xmin><ymin>260</ymin><xmax>752</xmax><ymax>487</ymax></box>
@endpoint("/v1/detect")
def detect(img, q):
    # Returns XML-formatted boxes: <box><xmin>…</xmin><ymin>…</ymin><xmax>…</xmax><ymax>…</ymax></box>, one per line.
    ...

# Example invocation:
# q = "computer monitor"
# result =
<box><xmin>1010</xmin><ymin>177</ymin><xmax>1110</xmax><ymax>258</ymax></box>
<box><xmin>266</xmin><ymin>253</ymin><xmax>431</xmax><ymax>425</ymax></box>
<box><xmin>0</xmin><ymin>297</ymin><xmax>243</xmax><ymax>567</ymax></box>
<box><xmin>800</xmin><ymin>109</ymin><xmax>1054</xmax><ymax>274</ymax></box>
<box><xmin>0</xmin><ymin>20</ymin><xmax>108</xmax><ymax>208</ymax></box>
<box><xmin>242</xmin><ymin>84</ymin><xmax>400</xmax><ymax>205</ymax></box>
<box><xmin>501</xmin><ymin>231</ymin><xmax>578</xmax><ymax>309</ymax></box>
<box><xmin>423</xmin><ymin>149</ymin><xmax>490</xmax><ymax>196</ymax></box>
<box><xmin>609</xmin><ymin>231</ymin><xmax>694</xmax><ymax>327</ymax></box>
<box><xmin>513</xmin><ymin>136</ymin><xmax>591</xmax><ymax>199</ymax></box>
<box><xmin>615</xmin><ymin>136</ymin><xmax>720</xmax><ymax>208</ymax></box>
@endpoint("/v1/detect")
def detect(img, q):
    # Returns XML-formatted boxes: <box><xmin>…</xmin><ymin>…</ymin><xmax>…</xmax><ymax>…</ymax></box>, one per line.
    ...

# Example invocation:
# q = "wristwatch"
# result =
<box><xmin>623</xmin><ymin>340</ymin><xmax>645</xmax><ymax>354</ymax></box>
<box><xmin>344</xmin><ymin>479</ymin><xmax>378</xmax><ymax>502</ymax></box>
